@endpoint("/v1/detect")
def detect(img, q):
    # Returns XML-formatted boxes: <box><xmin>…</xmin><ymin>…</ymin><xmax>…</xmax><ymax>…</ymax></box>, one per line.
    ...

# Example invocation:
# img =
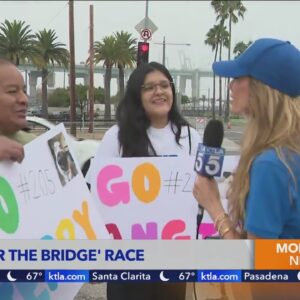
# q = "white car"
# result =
<box><xmin>26</xmin><ymin>116</ymin><xmax>99</xmax><ymax>175</ymax></box>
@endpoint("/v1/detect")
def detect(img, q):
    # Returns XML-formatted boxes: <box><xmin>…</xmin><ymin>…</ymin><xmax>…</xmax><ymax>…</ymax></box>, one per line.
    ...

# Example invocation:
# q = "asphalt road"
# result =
<box><xmin>224</xmin><ymin>125</ymin><xmax>244</xmax><ymax>145</ymax></box>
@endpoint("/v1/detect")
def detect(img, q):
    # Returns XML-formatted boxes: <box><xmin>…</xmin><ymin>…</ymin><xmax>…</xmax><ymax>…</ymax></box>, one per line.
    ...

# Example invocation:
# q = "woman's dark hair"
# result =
<box><xmin>116</xmin><ymin>61</ymin><xmax>190</xmax><ymax>157</ymax></box>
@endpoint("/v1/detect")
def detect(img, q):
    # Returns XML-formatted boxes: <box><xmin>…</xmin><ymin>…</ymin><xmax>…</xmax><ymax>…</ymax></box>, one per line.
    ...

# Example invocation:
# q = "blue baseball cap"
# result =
<box><xmin>213</xmin><ymin>38</ymin><xmax>300</xmax><ymax>97</ymax></box>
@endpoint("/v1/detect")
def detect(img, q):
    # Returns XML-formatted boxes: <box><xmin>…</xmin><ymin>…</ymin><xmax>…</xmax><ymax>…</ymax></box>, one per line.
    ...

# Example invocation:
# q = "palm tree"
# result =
<box><xmin>93</xmin><ymin>35</ymin><xmax>116</xmax><ymax>120</ymax></box>
<box><xmin>211</xmin><ymin>0</ymin><xmax>247</xmax><ymax>121</ymax></box>
<box><xmin>205</xmin><ymin>24</ymin><xmax>229</xmax><ymax>119</ymax></box>
<box><xmin>32</xmin><ymin>29</ymin><xmax>69</xmax><ymax>118</ymax></box>
<box><xmin>205</xmin><ymin>26</ymin><xmax>218</xmax><ymax>119</ymax></box>
<box><xmin>0</xmin><ymin>19</ymin><xmax>36</xmax><ymax>65</ymax></box>
<box><xmin>212</xmin><ymin>0</ymin><xmax>246</xmax><ymax>60</ymax></box>
<box><xmin>113</xmin><ymin>31</ymin><xmax>137</xmax><ymax>101</ymax></box>
<box><xmin>217</xmin><ymin>25</ymin><xmax>229</xmax><ymax>117</ymax></box>
<box><xmin>233</xmin><ymin>40</ymin><xmax>252</xmax><ymax>58</ymax></box>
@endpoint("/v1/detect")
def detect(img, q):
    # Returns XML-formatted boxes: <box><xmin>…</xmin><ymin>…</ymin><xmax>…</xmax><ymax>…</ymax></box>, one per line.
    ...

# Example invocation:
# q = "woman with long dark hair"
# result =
<box><xmin>89</xmin><ymin>61</ymin><xmax>201</xmax><ymax>300</ymax></box>
<box><xmin>95</xmin><ymin>61</ymin><xmax>201</xmax><ymax>158</ymax></box>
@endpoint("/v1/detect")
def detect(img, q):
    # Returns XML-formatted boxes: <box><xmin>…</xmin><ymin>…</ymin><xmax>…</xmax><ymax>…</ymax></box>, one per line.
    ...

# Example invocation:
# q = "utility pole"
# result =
<box><xmin>154</xmin><ymin>37</ymin><xmax>191</xmax><ymax>66</ymax></box>
<box><xmin>88</xmin><ymin>4</ymin><xmax>94</xmax><ymax>133</ymax></box>
<box><xmin>69</xmin><ymin>0</ymin><xmax>76</xmax><ymax>136</ymax></box>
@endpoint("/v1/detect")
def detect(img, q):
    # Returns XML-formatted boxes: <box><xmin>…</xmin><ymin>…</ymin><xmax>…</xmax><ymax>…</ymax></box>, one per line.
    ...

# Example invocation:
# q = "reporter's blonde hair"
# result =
<box><xmin>228</xmin><ymin>78</ymin><xmax>300</xmax><ymax>233</ymax></box>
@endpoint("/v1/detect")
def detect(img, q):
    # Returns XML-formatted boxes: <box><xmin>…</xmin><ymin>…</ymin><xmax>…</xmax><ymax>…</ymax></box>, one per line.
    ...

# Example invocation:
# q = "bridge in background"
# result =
<box><xmin>18</xmin><ymin>63</ymin><xmax>214</xmax><ymax>106</ymax></box>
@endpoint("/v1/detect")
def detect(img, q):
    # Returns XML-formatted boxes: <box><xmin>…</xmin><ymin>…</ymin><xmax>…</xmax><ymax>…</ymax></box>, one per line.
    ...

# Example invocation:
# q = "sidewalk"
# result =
<box><xmin>68</xmin><ymin>128</ymin><xmax>106</xmax><ymax>140</ymax></box>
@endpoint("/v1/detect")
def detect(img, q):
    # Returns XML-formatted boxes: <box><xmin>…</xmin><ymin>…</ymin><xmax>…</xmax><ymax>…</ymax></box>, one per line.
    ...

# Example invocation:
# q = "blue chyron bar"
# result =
<box><xmin>0</xmin><ymin>270</ymin><xmax>197</xmax><ymax>283</ymax></box>
<box><xmin>0</xmin><ymin>270</ymin><xmax>45</xmax><ymax>282</ymax></box>
<box><xmin>197</xmin><ymin>270</ymin><xmax>242</xmax><ymax>282</ymax></box>
<box><xmin>45</xmin><ymin>270</ymin><xmax>89</xmax><ymax>282</ymax></box>
<box><xmin>90</xmin><ymin>270</ymin><xmax>197</xmax><ymax>282</ymax></box>
<box><xmin>242</xmin><ymin>270</ymin><xmax>300</xmax><ymax>282</ymax></box>
<box><xmin>0</xmin><ymin>270</ymin><xmax>300</xmax><ymax>283</ymax></box>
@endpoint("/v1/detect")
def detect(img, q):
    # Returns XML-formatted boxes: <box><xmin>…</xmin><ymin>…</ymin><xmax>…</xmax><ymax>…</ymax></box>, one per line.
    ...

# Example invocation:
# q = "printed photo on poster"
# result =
<box><xmin>48</xmin><ymin>133</ymin><xmax>78</xmax><ymax>186</ymax></box>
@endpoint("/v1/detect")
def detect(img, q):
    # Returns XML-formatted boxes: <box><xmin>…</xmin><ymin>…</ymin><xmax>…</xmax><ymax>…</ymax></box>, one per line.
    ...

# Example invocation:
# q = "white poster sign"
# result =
<box><xmin>0</xmin><ymin>124</ymin><xmax>109</xmax><ymax>300</ymax></box>
<box><xmin>91</xmin><ymin>155</ymin><xmax>239</xmax><ymax>240</ymax></box>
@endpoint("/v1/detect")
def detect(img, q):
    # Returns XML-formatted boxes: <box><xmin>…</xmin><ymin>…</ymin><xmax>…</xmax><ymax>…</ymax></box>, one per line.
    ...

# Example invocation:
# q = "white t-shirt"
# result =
<box><xmin>86</xmin><ymin>122</ymin><xmax>202</xmax><ymax>182</ymax></box>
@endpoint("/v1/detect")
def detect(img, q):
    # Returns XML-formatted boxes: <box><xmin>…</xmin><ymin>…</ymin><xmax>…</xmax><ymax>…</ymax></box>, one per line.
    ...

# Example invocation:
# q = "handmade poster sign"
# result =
<box><xmin>90</xmin><ymin>155</ymin><xmax>239</xmax><ymax>240</ymax></box>
<box><xmin>0</xmin><ymin>124</ymin><xmax>109</xmax><ymax>300</ymax></box>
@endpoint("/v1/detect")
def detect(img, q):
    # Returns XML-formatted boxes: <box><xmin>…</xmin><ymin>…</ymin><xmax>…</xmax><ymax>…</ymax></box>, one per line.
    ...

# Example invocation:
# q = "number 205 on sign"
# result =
<box><xmin>194</xmin><ymin>144</ymin><xmax>225</xmax><ymax>177</ymax></box>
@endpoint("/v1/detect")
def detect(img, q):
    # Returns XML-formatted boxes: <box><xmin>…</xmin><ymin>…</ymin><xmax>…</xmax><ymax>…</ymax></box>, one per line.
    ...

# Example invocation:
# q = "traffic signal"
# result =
<box><xmin>137</xmin><ymin>42</ymin><xmax>149</xmax><ymax>65</ymax></box>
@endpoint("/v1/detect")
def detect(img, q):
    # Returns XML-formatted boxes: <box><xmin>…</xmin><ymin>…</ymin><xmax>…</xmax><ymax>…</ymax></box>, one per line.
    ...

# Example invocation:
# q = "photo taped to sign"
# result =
<box><xmin>48</xmin><ymin>133</ymin><xmax>78</xmax><ymax>187</ymax></box>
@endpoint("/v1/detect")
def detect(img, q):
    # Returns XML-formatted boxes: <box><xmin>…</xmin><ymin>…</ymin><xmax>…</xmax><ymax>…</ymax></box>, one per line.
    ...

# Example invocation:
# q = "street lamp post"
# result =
<box><xmin>154</xmin><ymin>36</ymin><xmax>191</xmax><ymax>66</ymax></box>
<box><xmin>162</xmin><ymin>36</ymin><xmax>166</xmax><ymax>66</ymax></box>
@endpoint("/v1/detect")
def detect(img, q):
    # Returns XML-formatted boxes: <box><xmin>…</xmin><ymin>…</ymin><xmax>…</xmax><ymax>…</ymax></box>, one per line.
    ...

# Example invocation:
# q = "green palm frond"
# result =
<box><xmin>113</xmin><ymin>30</ymin><xmax>137</xmax><ymax>69</ymax></box>
<box><xmin>212</xmin><ymin>0</ymin><xmax>246</xmax><ymax>24</ymax></box>
<box><xmin>205</xmin><ymin>23</ymin><xmax>229</xmax><ymax>51</ymax></box>
<box><xmin>0</xmin><ymin>19</ymin><xmax>36</xmax><ymax>65</ymax></box>
<box><xmin>33</xmin><ymin>28</ymin><xmax>69</xmax><ymax>69</ymax></box>
<box><xmin>93</xmin><ymin>35</ymin><xmax>117</xmax><ymax>67</ymax></box>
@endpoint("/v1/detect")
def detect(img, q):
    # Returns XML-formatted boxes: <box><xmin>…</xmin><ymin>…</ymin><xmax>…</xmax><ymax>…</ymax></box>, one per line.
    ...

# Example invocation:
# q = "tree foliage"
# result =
<box><xmin>181</xmin><ymin>94</ymin><xmax>190</xmax><ymax>104</ymax></box>
<box><xmin>48</xmin><ymin>88</ymin><xmax>69</xmax><ymax>107</ymax></box>
<box><xmin>0</xmin><ymin>19</ymin><xmax>36</xmax><ymax>65</ymax></box>
<box><xmin>93</xmin><ymin>31</ymin><xmax>136</xmax><ymax>119</ymax></box>
<box><xmin>205</xmin><ymin>23</ymin><xmax>229</xmax><ymax>118</ymax></box>
<box><xmin>210</xmin><ymin>0</ymin><xmax>247</xmax><ymax>121</ymax></box>
<box><xmin>48</xmin><ymin>85</ymin><xmax>104</xmax><ymax>108</ymax></box>
<box><xmin>93</xmin><ymin>35</ymin><xmax>116</xmax><ymax>119</ymax></box>
<box><xmin>113</xmin><ymin>30</ymin><xmax>137</xmax><ymax>100</ymax></box>
<box><xmin>32</xmin><ymin>28</ymin><xmax>69</xmax><ymax>118</ymax></box>
<box><xmin>233</xmin><ymin>40</ymin><xmax>252</xmax><ymax>58</ymax></box>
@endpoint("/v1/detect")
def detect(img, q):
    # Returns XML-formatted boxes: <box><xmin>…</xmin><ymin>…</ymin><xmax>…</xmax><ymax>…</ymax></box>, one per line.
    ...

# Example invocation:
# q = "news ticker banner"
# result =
<box><xmin>1</xmin><ymin>269</ymin><xmax>300</xmax><ymax>283</ymax></box>
<box><xmin>1</xmin><ymin>240</ymin><xmax>300</xmax><ymax>271</ymax></box>
<box><xmin>0</xmin><ymin>125</ymin><xmax>110</xmax><ymax>300</ymax></box>
<box><xmin>0</xmin><ymin>240</ymin><xmax>253</xmax><ymax>269</ymax></box>
<box><xmin>90</xmin><ymin>154</ymin><xmax>240</xmax><ymax>240</ymax></box>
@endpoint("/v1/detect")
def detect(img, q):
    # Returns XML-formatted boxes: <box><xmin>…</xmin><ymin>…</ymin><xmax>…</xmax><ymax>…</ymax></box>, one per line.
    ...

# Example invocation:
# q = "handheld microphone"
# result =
<box><xmin>194</xmin><ymin>120</ymin><xmax>225</xmax><ymax>239</ymax></box>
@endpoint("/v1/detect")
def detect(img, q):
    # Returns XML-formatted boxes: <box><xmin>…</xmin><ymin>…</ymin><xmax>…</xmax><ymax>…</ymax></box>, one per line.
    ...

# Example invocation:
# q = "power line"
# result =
<box><xmin>44</xmin><ymin>1</ymin><xmax>68</xmax><ymax>29</ymax></box>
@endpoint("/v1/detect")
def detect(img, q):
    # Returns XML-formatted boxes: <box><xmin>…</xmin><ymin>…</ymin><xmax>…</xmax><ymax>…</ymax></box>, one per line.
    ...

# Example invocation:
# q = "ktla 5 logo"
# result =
<box><xmin>194</xmin><ymin>144</ymin><xmax>225</xmax><ymax>177</ymax></box>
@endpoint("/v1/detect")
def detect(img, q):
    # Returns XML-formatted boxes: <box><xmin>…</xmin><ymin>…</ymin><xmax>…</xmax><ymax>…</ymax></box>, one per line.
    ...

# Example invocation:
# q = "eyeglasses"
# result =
<box><xmin>141</xmin><ymin>80</ymin><xmax>173</xmax><ymax>93</ymax></box>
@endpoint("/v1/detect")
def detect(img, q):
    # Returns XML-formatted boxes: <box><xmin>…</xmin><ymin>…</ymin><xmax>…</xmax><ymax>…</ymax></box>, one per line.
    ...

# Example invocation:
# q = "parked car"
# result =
<box><xmin>27</xmin><ymin>106</ymin><xmax>42</xmax><ymax>116</ymax></box>
<box><xmin>25</xmin><ymin>116</ymin><xmax>99</xmax><ymax>176</ymax></box>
